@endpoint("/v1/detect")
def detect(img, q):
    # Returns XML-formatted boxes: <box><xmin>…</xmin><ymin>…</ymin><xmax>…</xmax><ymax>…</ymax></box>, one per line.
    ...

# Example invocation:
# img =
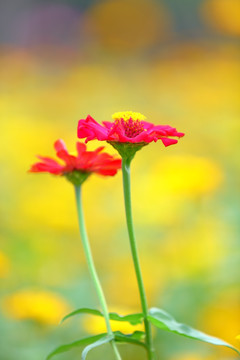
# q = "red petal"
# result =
<box><xmin>29</xmin><ymin>161</ymin><xmax>63</xmax><ymax>174</ymax></box>
<box><xmin>97</xmin><ymin>168</ymin><xmax>118</xmax><ymax>176</ymax></box>
<box><xmin>37</xmin><ymin>156</ymin><xmax>61</xmax><ymax>166</ymax></box>
<box><xmin>54</xmin><ymin>139</ymin><xmax>68</xmax><ymax>153</ymax></box>
<box><xmin>30</xmin><ymin>136</ymin><xmax>122</xmax><ymax>179</ymax></box>
<box><xmin>76</xmin><ymin>142</ymin><xmax>87</xmax><ymax>157</ymax></box>
<box><xmin>94</xmin><ymin>146</ymin><xmax>105</xmax><ymax>153</ymax></box>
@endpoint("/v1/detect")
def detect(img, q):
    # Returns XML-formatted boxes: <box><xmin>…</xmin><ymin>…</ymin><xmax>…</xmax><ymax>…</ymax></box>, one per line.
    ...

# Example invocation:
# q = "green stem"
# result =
<box><xmin>121</xmin><ymin>159</ymin><xmax>155</xmax><ymax>360</ymax></box>
<box><xmin>74</xmin><ymin>186</ymin><xmax>121</xmax><ymax>360</ymax></box>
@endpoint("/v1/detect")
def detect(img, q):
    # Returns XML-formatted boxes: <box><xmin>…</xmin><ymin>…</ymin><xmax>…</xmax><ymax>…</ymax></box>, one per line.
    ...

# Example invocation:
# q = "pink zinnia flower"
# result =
<box><xmin>77</xmin><ymin>111</ymin><xmax>184</xmax><ymax>147</ymax></box>
<box><xmin>29</xmin><ymin>140</ymin><xmax>121</xmax><ymax>184</ymax></box>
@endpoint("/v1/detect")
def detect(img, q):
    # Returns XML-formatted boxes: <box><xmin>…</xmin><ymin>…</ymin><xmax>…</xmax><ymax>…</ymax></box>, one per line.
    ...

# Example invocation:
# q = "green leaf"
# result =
<box><xmin>61</xmin><ymin>307</ymin><xmax>143</xmax><ymax>325</ymax></box>
<box><xmin>148</xmin><ymin>307</ymin><xmax>240</xmax><ymax>356</ymax></box>
<box><xmin>60</xmin><ymin>308</ymin><xmax>102</xmax><ymax>324</ymax></box>
<box><xmin>114</xmin><ymin>331</ymin><xmax>146</xmax><ymax>348</ymax></box>
<box><xmin>82</xmin><ymin>335</ymin><xmax>113</xmax><ymax>360</ymax></box>
<box><xmin>46</xmin><ymin>333</ymin><xmax>107</xmax><ymax>360</ymax></box>
<box><xmin>109</xmin><ymin>312</ymin><xmax>143</xmax><ymax>325</ymax></box>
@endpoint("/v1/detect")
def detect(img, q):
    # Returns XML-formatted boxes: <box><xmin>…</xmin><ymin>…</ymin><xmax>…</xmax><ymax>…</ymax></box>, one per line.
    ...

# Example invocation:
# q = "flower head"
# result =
<box><xmin>2</xmin><ymin>289</ymin><xmax>69</xmax><ymax>325</ymax></box>
<box><xmin>29</xmin><ymin>140</ymin><xmax>121</xmax><ymax>185</ymax></box>
<box><xmin>78</xmin><ymin>111</ymin><xmax>184</xmax><ymax>146</ymax></box>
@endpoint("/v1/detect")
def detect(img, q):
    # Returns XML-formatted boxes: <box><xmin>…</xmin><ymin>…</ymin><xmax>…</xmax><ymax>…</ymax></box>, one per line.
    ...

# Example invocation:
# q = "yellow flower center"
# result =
<box><xmin>112</xmin><ymin>111</ymin><xmax>146</xmax><ymax>122</ymax></box>
<box><xmin>112</xmin><ymin>111</ymin><xmax>146</xmax><ymax>138</ymax></box>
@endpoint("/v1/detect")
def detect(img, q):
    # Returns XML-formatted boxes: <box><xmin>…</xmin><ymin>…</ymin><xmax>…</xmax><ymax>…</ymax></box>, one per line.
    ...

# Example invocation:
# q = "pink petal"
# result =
<box><xmin>142</xmin><ymin>121</ymin><xmax>155</xmax><ymax>130</ymax></box>
<box><xmin>161</xmin><ymin>137</ymin><xmax>178</xmax><ymax>146</ymax></box>
<box><xmin>77</xmin><ymin>115</ymin><xmax>109</xmax><ymax>142</ymax></box>
<box><xmin>102</xmin><ymin>121</ymin><xmax>114</xmax><ymax>129</ymax></box>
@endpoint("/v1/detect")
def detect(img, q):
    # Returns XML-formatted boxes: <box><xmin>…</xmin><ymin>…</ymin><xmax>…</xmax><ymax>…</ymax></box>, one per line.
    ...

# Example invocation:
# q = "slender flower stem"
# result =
<box><xmin>121</xmin><ymin>158</ymin><xmax>155</xmax><ymax>360</ymax></box>
<box><xmin>74</xmin><ymin>186</ymin><xmax>121</xmax><ymax>360</ymax></box>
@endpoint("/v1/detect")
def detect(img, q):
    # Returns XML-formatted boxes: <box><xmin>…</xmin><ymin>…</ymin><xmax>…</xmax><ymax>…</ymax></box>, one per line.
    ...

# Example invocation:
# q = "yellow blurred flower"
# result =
<box><xmin>82</xmin><ymin>307</ymin><xmax>144</xmax><ymax>335</ymax></box>
<box><xmin>150</xmin><ymin>155</ymin><xmax>223</xmax><ymax>198</ymax></box>
<box><xmin>170</xmin><ymin>355</ymin><xmax>215</xmax><ymax>360</ymax></box>
<box><xmin>20</xmin><ymin>179</ymin><xmax>77</xmax><ymax>231</ymax></box>
<box><xmin>132</xmin><ymin>155</ymin><xmax>223</xmax><ymax>226</ymax></box>
<box><xmin>160</xmin><ymin>215</ymin><xmax>228</xmax><ymax>279</ymax></box>
<box><xmin>0</xmin><ymin>250</ymin><xmax>10</xmax><ymax>278</ymax></box>
<box><xmin>2</xmin><ymin>289</ymin><xmax>70</xmax><ymax>325</ymax></box>
<box><xmin>200</xmin><ymin>290</ymin><xmax>240</xmax><ymax>345</ymax></box>
<box><xmin>202</xmin><ymin>0</ymin><xmax>240</xmax><ymax>36</ymax></box>
<box><xmin>103</xmin><ymin>255</ymin><xmax>164</xmax><ymax>308</ymax></box>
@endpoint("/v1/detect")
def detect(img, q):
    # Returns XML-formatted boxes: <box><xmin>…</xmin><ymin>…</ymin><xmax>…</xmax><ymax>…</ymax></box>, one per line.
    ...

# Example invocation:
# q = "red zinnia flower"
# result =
<box><xmin>77</xmin><ymin>111</ymin><xmax>184</xmax><ymax>147</ymax></box>
<box><xmin>29</xmin><ymin>140</ymin><xmax>121</xmax><ymax>184</ymax></box>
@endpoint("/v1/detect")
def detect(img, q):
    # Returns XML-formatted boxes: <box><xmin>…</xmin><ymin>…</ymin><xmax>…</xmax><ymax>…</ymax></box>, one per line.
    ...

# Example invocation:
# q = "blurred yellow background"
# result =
<box><xmin>0</xmin><ymin>0</ymin><xmax>239</xmax><ymax>359</ymax></box>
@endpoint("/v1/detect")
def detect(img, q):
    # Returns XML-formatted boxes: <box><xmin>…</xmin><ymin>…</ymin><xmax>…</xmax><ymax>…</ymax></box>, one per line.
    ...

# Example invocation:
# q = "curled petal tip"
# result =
<box><xmin>54</xmin><ymin>139</ymin><xmax>67</xmax><ymax>152</ymax></box>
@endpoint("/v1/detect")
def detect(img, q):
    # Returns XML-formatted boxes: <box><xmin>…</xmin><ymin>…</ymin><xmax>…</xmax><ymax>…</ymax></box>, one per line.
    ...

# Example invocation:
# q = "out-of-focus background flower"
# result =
<box><xmin>0</xmin><ymin>0</ymin><xmax>239</xmax><ymax>359</ymax></box>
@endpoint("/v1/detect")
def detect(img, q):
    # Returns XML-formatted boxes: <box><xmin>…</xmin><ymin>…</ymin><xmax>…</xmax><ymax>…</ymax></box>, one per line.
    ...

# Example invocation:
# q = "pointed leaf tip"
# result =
<box><xmin>60</xmin><ymin>308</ymin><xmax>102</xmax><ymax>324</ymax></box>
<box><xmin>148</xmin><ymin>307</ymin><xmax>240</xmax><ymax>357</ymax></box>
